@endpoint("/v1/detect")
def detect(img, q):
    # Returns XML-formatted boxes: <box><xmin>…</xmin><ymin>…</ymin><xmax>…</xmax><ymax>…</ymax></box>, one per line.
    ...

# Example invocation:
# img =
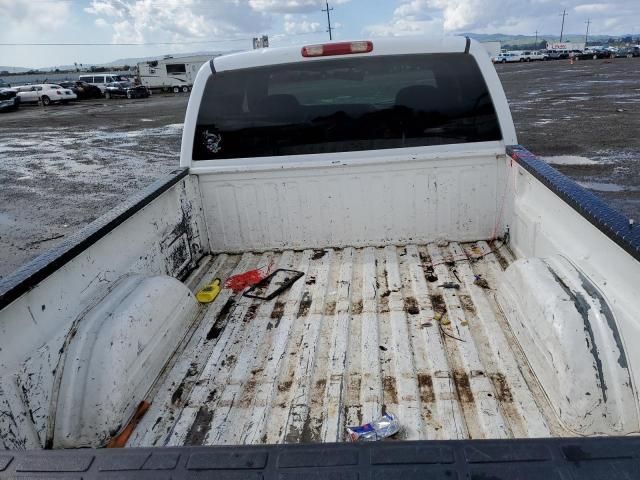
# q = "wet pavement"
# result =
<box><xmin>0</xmin><ymin>58</ymin><xmax>639</xmax><ymax>278</ymax></box>
<box><xmin>497</xmin><ymin>57</ymin><xmax>640</xmax><ymax>221</ymax></box>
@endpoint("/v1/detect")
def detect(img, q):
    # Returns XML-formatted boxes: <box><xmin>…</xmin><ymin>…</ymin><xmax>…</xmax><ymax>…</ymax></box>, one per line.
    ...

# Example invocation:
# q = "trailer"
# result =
<box><xmin>136</xmin><ymin>55</ymin><xmax>212</xmax><ymax>93</ymax></box>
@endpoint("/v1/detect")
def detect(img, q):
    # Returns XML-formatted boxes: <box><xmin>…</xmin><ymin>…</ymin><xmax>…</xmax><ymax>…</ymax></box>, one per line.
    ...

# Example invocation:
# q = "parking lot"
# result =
<box><xmin>1</xmin><ymin>57</ymin><xmax>639</xmax><ymax>278</ymax></box>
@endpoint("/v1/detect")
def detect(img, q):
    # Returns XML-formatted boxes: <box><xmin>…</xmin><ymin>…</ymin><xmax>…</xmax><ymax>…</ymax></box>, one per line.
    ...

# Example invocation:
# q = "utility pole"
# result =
<box><xmin>322</xmin><ymin>1</ymin><xmax>334</xmax><ymax>41</ymax></box>
<box><xmin>585</xmin><ymin>19</ymin><xmax>591</xmax><ymax>45</ymax></box>
<box><xmin>559</xmin><ymin>9</ymin><xmax>568</xmax><ymax>42</ymax></box>
<box><xmin>535</xmin><ymin>30</ymin><xmax>538</xmax><ymax>48</ymax></box>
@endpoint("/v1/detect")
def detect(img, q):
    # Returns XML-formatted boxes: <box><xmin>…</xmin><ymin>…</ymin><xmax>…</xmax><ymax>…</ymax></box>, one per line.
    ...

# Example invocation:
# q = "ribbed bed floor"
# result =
<box><xmin>128</xmin><ymin>241</ymin><xmax>568</xmax><ymax>447</ymax></box>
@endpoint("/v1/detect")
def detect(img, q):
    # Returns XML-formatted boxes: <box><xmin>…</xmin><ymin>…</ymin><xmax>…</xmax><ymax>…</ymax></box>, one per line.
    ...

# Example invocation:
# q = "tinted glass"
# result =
<box><xmin>166</xmin><ymin>63</ymin><xmax>187</xmax><ymax>74</ymax></box>
<box><xmin>193</xmin><ymin>53</ymin><xmax>501</xmax><ymax>160</ymax></box>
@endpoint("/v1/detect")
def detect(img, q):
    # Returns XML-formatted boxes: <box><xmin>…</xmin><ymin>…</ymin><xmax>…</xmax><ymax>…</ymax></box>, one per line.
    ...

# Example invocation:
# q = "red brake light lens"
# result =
<box><xmin>302</xmin><ymin>41</ymin><xmax>373</xmax><ymax>57</ymax></box>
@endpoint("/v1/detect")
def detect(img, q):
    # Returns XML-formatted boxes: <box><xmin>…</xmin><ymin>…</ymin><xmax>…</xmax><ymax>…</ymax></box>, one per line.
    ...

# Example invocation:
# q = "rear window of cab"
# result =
<box><xmin>194</xmin><ymin>53</ymin><xmax>502</xmax><ymax>160</ymax></box>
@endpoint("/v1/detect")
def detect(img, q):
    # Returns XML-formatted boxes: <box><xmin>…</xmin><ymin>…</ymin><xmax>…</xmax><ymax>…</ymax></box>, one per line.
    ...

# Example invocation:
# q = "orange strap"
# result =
<box><xmin>107</xmin><ymin>400</ymin><xmax>151</xmax><ymax>448</ymax></box>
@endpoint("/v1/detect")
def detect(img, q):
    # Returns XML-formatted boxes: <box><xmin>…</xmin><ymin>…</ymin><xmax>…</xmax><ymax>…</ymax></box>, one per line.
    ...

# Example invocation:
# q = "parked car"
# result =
<box><xmin>521</xmin><ymin>50</ymin><xmax>547</xmax><ymax>61</ymax></box>
<box><xmin>547</xmin><ymin>49</ymin><xmax>570</xmax><ymax>59</ymax></box>
<box><xmin>78</xmin><ymin>74</ymin><xmax>128</xmax><ymax>93</ymax></box>
<box><xmin>0</xmin><ymin>88</ymin><xmax>20</xmax><ymax>112</ymax></box>
<box><xmin>576</xmin><ymin>48</ymin><xmax>612</xmax><ymax>60</ymax></box>
<box><xmin>620</xmin><ymin>46</ymin><xmax>640</xmax><ymax>57</ymax></box>
<box><xmin>11</xmin><ymin>84</ymin><xmax>77</xmax><ymax>106</ymax></box>
<box><xmin>104</xmin><ymin>81</ymin><xmax>150</xmax><ymax>99</ymax></box>
<box><xmin>493</xmin><ymin>52</ymin><xmax>522</xmax><ymax>63</ymax></box>
<box><xmin>58</xmin><ymin>81</ymin><xmax>102</xmax><ymax>99</ymax></box>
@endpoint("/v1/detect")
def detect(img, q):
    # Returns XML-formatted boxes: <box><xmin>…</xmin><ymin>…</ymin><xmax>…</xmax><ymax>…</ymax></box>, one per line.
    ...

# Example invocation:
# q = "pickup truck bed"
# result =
<box><xmin>130</xmin><ymin>240</ymin><xmax>566</xmax><ymax>447</ymax></box>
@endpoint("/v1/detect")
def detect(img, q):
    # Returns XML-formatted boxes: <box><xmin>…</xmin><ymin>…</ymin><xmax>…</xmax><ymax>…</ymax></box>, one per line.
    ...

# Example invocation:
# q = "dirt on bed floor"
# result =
<box><xmin>0</xmin><ymin>58</ymin><xmax>639</xmax><ymax>279</ymax></box>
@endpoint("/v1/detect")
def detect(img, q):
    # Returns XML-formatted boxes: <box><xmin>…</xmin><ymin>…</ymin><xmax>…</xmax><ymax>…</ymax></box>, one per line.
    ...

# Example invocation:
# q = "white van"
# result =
<box><xmin>78</xmin><ymin>74</ymin><xmax>127</xmax><ymax>93</ymax></box>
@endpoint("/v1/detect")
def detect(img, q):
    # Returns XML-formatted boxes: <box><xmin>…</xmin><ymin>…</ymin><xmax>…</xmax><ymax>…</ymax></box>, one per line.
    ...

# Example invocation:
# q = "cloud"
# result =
<box><xmin>574</xmin><ymin>3</ymin><xmax>609</xmax><ymax>13</ymax></box>
<box><xmin>84</xmin><ymin>0</ymin><xmax>272</xmax><ymax>42</ymax></box>
<box><xmin>283</xmin><ymin>14</ymin><xmax>323</xmax><ymax>34</ymax></box>
<box><xmin>366</xmin><ymin>0</ymin><xmax>639</xmax><ymax>38</ymax></box>
<box><xmin>249</xmin><ymin>0</ymin><xmax>350</xmax><ymax>14</ymax></box>
<box><xmin>0</xmin><ymin>0</ymin><xmax>71</xmax><ymax>30</ymax></box>
<box><xmin>366</xmin><ymin>0</ymin><xmax>444</xmax><ymax>36</ymax></box>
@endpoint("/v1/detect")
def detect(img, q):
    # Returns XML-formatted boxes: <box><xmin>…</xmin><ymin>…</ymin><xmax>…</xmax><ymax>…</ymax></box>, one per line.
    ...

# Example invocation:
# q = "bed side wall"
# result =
<box><xmin>502</xmin><ymin>150</ymin><xmax>640</xmax><ymax>423</ymax></box>
<box><xmin>0</xmin><ymin>173</ymin><xmax>209</xmax><ymax>449</ymax></box>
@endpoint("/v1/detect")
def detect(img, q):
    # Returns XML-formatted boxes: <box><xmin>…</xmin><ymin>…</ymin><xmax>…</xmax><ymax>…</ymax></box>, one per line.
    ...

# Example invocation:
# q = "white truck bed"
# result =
<box><xmin>130</xmin><ymin>240</ymin><xmax>568</xmax><ymax>447</ymax></box>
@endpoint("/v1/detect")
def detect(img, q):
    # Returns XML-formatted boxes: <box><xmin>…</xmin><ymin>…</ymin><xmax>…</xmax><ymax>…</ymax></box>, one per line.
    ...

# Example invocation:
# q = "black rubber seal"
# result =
<box><xmin>465</xmin><ymin>36</ymin><xmax>471</xmax><ymax>54</ymax></box>
<box><xmin>209</xmin><ymin>58</ymin><xmax>216</xmax><ymax>73</ymax></box>
<box><xmin>0</xmin><ymin>168</ymin><xmax>189</xmax><ymax>311</ymax></box>
<box><xmin>508</xmin><ymin>145</ymin><xmax>640</xmax><ymax>262</ymax></box>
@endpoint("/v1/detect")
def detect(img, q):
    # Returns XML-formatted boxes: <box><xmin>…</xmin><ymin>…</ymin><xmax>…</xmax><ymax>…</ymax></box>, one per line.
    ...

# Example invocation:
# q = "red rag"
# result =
<box><xmin>224</xmin><ymin>269</ymin><xmax>266</xmax><ymax>293</ymax></box>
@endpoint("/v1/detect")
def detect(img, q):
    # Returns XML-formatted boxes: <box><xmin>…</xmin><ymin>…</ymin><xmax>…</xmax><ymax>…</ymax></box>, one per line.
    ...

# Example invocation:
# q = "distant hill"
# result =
<box><xmin>463</xmin><ymin>32</ymin><xmax>624</xmax><ymax>46</ymax></box>
<box><xmin>104</xmin><ymin>50</ymin><xmax>229</xmax><ymax>66</ymax></box>
<box><xmin>0</xmin><ymin>66</ymin><xmax>29</xmax><ymax>73</ymax></box>
<box><xmin>0</xmin><ymin>50</ymin><xmax>233</xmax><ymax>73</ymax></box>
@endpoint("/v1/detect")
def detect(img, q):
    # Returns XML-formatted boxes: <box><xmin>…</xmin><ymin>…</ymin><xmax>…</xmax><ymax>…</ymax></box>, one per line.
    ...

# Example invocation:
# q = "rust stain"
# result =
<box><xmin>458</xmin><ymin>295</ymin><xmax>476</xmax><ymax>315</ymax></box>
<box><xmin>315</xmin><ymin>378</ymin><xmax>327</xmax><ymax>393</ymax></box>
<box><xmin>383</xmin><ymin>376</ymin><xmax>399</xmax><ymax>404</ymax></box>
<box><xmin>300</xmin><ymin>414</ymin><xmax>322</xmax><ymax>443</ymax></box>
<box><xmin>221</xmin><ymin>354</ymin><xmax>236</xmax><ymax>368</ymax></box>
<box><xmin>489</xmin><ymin>373</ymin><xmax>514</xmax><ymax>403</ymax></box>
<box><xmin>490</xmin><ymin>242</ymin><xmax>510</xmax><ymax>270</ymax></box>
<box><xmin>243</xmin><ymin>304</ymin><xmax>259</xmax><ymax>323</ymax></box>
<box><xmin>278</xmin><ymin>380</ymin><xmax>293</xmax><ymax>393</ymax></box>
<box><xmin>417</xmin><ymin>373</ymin><xmax>435</xmax><ymax>404</ymax></box>
<box><xmin>429</xmin><ymin>294</ymin><xmax>447</xmax><ymax>316</ymax></box>
<box><xmin>404</xmin><ymin>296</ymin><xmax>420</xmax><ymax>315</ymax></box>
<box><xmin>270</xmin><ymin>301</ymin><xmax>285</xmax><ymax>320</ymax></box>
<box><xmin>297</xmin><ymin>292</ymin><xmax>313</xmax><ymax>318</ymax></box>
<box><xmin>239</xmin><ymin>379</ymin><xmax>258</xmax><ymax>408</ymax></box>
<box><xmin>311</xmin><ymin>249</ymin><xmax>327</xmax><ymax>260</ymax></box>
<box><xmin>378</xmin><ymin>292</ymin><xmax>390</xmax><ymax>314</ymax></box>
<box><xmin>453</xmin><ymin>370</ymin><xmax>474</xmax><ymax>403</ymax></box>
<box><xmin>352</xmin><ymin>300</ymin><xmax>363</xmax><ymax>315</ymax></box>
<box><xmin>324</xmin><ymin>301</ymin><xmax>337</xmax><ymax>316</ymax></box>
<box><xmin>206</xmin><ymin>298</ymin><xmax>235</xmax><ymax>340</ymax></box>
<box><xmin>171</xmin><ymin>380</ymin><xmax>186</xmax><ymax>406</ymax></box>
<box><xmin>184</xmin><ymin>407</ymin><xmax>213</xmax><ymax>446</ymax></box>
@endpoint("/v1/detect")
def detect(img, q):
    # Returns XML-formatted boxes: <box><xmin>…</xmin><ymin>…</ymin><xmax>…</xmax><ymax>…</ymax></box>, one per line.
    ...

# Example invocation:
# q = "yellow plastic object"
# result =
<box><xmin>196</xmin><ymin>278</ymin><xmax>221</xmax><ymax>304</ymax></box>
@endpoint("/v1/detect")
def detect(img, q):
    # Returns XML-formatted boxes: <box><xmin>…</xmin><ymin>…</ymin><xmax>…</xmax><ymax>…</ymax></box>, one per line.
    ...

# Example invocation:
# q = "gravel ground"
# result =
<box><xmin>0</xmin><ymin>58</ymin><xmax>639</xmax><ymax>278</ymax></box>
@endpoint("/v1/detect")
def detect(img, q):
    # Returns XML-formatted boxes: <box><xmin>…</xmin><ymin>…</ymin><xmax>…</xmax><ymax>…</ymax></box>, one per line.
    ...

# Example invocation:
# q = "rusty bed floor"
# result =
<box><xmin>128</xmin><ymin>241</ymin><xmax>569</xmax><ymax>447</ymax></box>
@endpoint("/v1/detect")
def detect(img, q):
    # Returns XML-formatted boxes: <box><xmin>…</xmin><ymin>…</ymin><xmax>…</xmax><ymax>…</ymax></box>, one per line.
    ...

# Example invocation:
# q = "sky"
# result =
<box><xmin>0</xmin><ymin>0</ymin><xmax>638</xmax><ymax>68</ymax></box>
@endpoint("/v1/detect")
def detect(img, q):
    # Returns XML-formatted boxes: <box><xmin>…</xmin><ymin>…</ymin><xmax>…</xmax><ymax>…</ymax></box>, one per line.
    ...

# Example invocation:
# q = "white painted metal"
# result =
<box><xmin>0</xmin><ymin>176</ymin><xmax>208</xmax><ymax>449</ymax></box>
<box><xmin>132</xmin><ymin>242</ymin><xmax>566</xmax><ymax>446</ymax></box>
<box><xmin>53</xmin><ymin>274</ymin><xmax>198</xmax><ymax>448</ymax></box>
<box><xmin>196</xmin><ymin>148</ymin><xmax>503</xmax><ymax>252</ymax></box>
<box><xmin>498</xmin><ymin>255</ymin><xmax>638</xmax><ymax>435</ymax></box>
<box><xmin>502</xmin><ymin>157</ymin><xmax>640</xmax><ymax>427</ymax></box>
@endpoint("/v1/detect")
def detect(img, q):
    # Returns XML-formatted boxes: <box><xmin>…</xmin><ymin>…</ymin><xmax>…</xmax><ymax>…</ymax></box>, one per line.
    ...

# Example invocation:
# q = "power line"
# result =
<box><xmin>0</xmin><ymin>30</ymin><xmax>324</xmax><ymax>47</ymax></box>
<box><xmin>322</xmin><ymin>1</ymin><xmax>334</xmax><ymax>41</ymax></box>
<box><xmin>0</xmin><ymin>39</ymin><xmax>250</xmax><ymax>46</ymax></box>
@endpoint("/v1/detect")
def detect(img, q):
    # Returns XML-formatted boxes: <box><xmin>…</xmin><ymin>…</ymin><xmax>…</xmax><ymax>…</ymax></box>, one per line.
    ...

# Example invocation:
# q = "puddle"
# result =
<box><xmin>578</xmin><ymin>181</ymin><xmax>626</xmax><ymax>192</ymax></box>
<box><xmin>541</xmin><ymin>155</ymin><xmax>598</xmax><ymax>165</ymax></box>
